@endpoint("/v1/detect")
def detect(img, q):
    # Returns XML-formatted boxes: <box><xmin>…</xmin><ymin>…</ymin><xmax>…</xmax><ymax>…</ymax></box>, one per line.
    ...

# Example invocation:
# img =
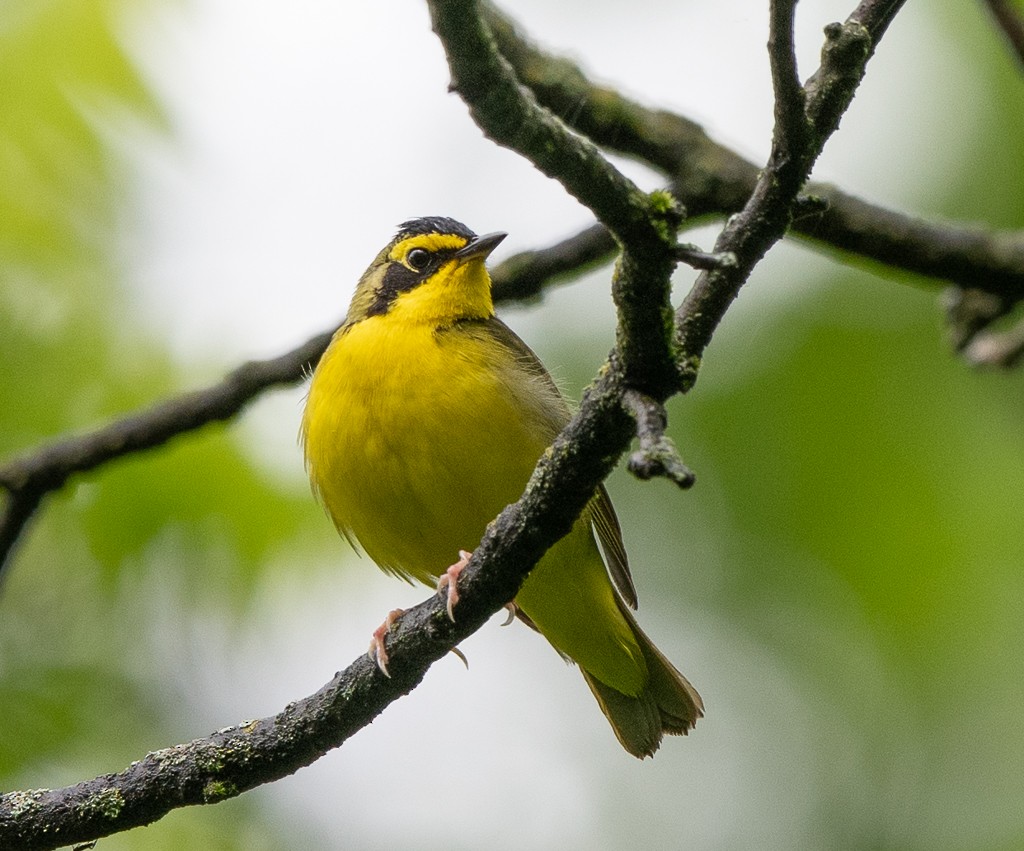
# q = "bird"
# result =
<box><xmin>300</xmin><ymin>216</ymin><xmax>702</xmax><ymax>758</ymax></box>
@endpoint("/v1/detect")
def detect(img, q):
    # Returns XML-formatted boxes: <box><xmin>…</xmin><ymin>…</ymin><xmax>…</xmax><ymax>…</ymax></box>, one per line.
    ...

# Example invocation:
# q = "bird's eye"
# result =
<box><xmin>406</xmin><ymin>248</ymin><xmax>431</xmax><ymax>271</ymax></box>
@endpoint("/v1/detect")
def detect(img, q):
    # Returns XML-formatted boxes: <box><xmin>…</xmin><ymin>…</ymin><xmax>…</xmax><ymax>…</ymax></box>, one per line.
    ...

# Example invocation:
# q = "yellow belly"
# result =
<box><xmin>303</xmin><ymin>318</ymin><xmax>544</xmax><ymax>579</ymax></box>
<box><xmin>302</xmin><ymin>316</ymin><xmax>646</xmax><ymax>694</ymax></box>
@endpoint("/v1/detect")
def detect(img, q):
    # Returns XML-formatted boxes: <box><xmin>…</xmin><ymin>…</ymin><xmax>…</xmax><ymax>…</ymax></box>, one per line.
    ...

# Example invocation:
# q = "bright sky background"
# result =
<box><xmin>122</xmin><ymin>0</ymin><xmax>972</xmax><ymax>362</ymax></box>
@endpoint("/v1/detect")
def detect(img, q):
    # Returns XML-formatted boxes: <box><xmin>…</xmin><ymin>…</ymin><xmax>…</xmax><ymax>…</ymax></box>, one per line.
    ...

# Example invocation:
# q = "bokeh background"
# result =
<box><xmin>3</xmin><ymin>0</ymin><xmax>1024</xmax><ymax>848</ymax></box>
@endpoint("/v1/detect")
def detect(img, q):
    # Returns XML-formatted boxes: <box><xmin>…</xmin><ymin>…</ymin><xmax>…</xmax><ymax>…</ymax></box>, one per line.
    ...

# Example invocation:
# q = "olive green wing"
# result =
<box><xmin>592</xmin><ymin>484</ymin><xmax>637</xmax><ymax>608</ymax></box>
<box><xmin>467</xmin><ymin>316</ymin><xmax>638</xmax><ymax>608</ymax></box>
<box><xmin>469</xmin><ymin>315</ymin><xmax>572</xmax><ymax>436</ymax></box>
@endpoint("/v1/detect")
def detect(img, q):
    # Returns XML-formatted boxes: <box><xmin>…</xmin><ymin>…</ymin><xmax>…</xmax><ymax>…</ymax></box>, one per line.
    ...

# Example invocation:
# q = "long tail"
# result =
<box><xmin>581</xmin><ymin>607</ymin><xmax>703</xmax><ymax>759</ymax></box>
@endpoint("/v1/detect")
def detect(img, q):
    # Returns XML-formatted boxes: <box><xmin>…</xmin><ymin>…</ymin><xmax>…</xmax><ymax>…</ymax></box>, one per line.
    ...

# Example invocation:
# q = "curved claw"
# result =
<box><xmin>449</xmin><ymin>645</ymin><xmax>469</xmax><ymax>669</ymax></box>
<box><xmin>501</xmin><ymin>602</ymin><xmax>518</xmax><ymax>627</ymax></box>
<box><xmin>368</xmin><ymin>608</ymin><xmax>405</xmax><ymax>677</ymax></box>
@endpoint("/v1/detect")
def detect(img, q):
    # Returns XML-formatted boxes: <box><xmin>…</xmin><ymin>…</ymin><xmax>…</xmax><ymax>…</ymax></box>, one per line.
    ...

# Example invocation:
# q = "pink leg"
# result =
<box><xmin>368</xmin><ymin>607</ymin><xmax>405</xmax><ymax>677</ymax></box>
<box><xmin>436</xmin><ymin>549</ymin><xmax>472</xmax><ymax>622</ymax></box>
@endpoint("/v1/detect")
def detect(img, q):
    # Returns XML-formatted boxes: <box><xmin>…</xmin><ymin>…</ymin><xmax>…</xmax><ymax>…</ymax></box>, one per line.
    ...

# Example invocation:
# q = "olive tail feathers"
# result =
<box><xmin>582</xmin><ymin>611</ymin><xmax>703</xmax><ymax>759</ymax></box>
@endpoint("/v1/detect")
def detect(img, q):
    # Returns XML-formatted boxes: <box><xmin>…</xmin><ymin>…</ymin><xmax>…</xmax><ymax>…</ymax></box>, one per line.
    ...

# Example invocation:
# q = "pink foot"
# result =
<box><xmin>368</xmin><ymin>607</ymin><xmax>405</xmax><ymax>677</ymax></box>
<box><xmin>437</xmin><ymin>549</ymin><xmax>472</xmax><ymax>622</ymax></box>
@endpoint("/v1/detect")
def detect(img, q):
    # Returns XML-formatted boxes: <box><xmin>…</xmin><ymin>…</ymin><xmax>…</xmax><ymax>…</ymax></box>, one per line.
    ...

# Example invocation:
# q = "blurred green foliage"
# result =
<box><xmin>0</xmin><ymin>1</ymin><xmax>311</xmax><ymax>846</ymax></box>
<box><xmin>684</xmin><ymin>275</ymin><xmax>1024</xmax><ymax>847</ymax></box>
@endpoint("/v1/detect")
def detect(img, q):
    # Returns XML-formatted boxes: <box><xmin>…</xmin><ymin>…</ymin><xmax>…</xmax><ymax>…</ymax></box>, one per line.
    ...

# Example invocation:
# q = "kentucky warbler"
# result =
<box><xmin>300</xmin><ymin>216</ymin><xmax>702</xmax><ymax>757</ymax></box>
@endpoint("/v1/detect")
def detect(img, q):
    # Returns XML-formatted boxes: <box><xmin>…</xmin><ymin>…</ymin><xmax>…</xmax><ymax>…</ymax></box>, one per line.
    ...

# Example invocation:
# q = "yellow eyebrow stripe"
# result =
<box><xmin>389</xmin><ymin>232</ymin><xmax>468</xmax><ymax>262</ymax></box>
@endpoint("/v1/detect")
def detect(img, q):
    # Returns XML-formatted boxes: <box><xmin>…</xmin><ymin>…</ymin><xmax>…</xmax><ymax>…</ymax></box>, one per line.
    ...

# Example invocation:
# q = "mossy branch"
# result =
<box><xmin>428</xmin><ymin>0</ymin><xmax>683</xmax><ymax>396</ymax></box>
<box><xmin>487</xmin><ymin>2</ymin><xmax>1024</xmax><ymax>304</ymax></box>
<box><xmin>0</xmin><ymin>565</ymin><xmax>518</xmax><ymax>849</ymax></box>
<box><xmin>622</xmin><ymin>389</ymin><xmax>695</xmax><ymax>488</ymax></box>
<box><xmin>677</xmin><ymin>2</ymin><xmax>902</xmax><ymax>377</ymax></box>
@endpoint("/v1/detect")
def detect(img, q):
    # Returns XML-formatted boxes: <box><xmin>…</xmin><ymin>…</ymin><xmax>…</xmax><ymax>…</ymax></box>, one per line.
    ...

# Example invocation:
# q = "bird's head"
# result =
<box><xmin>344</xmin><ymin>216</ymin><xmax>507</xmax><ymax>328</ymax></box>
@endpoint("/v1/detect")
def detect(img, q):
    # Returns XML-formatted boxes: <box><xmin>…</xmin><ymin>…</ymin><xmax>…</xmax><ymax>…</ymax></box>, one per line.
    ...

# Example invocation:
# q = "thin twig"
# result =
<box><xmin>675</xmin><ymin>244</ymin><xmax>738</xmax><ymax>271</ymax></box>
<box><xmin>0</xmin><ymin>330</ymin><xmax>334</xmax><ymax>583</ymax></box>
<box><xmin>486</xmin><ymin>3</ymin><xmax>1024</xmax><ymax>302</ymax></box>
<box><xmin>621</xmin><ymin>390</ymin><xmax>695</xmax><ymax>488</ymax></box>
<box><xmin>429</xmin><ymin>0</ymin><xmax>683</xmax><ymax>396</ymax></box>
<box><xmin>768</xmin><ymin>0</ymin><xmax>808</xmax><ymax>163</ymax></box>
<box><xmin>677</xmin><ymin>4</ymin><xmax>903</xmax><ymax>379</ymax></box>
<box><xmin>942</xmin><ymin>286</ymin><xmax>1011</xmax><ymax>351</ymax></box>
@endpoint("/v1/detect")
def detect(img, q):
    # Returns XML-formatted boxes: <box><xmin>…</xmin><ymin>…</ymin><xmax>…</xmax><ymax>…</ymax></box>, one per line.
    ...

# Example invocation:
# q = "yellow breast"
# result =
<box><xmin>301</xmin><ymin>315</ymin><xmax>553</xmax><ymax>586</ymax></box>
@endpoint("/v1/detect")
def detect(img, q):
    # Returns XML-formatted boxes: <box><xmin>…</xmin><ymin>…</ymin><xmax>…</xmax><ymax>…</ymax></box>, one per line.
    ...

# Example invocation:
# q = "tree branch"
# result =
<box><xmin>429</xmin><ymin>0</ymin><xmax>683</xmax><ymax>397</ymax></box>
<box><xmin>0</xmin><ymin>550</ymin><xmax>524</xmax><ymax>849</ymax></box>
<box><xmin>768</xmin><ymin>0</ymin><xmax>809</xmax><ymax>163</ymax></box>
<box><xmin>486</xmin><ymin>2</ymin><xmax>1024</xmax><ymax>302</ymax></box>
<box><xmin>429</xmin><ymin>0</ymin><xmax>660</xmax><ymax>247</ymax></box>
<box><xmin>0</xmin><ymin>330</ymin><xmax>332</xmax><ymax>584</ymax></box>
<box><xmin>621</xmin><ymin>389</ymin><xmax>695</xmax><ymax>487</ymax></box>
<box><xmin>676</xmin><ymin>2</ymin><xmax>904</xmax><ymax>376</ymax></box>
